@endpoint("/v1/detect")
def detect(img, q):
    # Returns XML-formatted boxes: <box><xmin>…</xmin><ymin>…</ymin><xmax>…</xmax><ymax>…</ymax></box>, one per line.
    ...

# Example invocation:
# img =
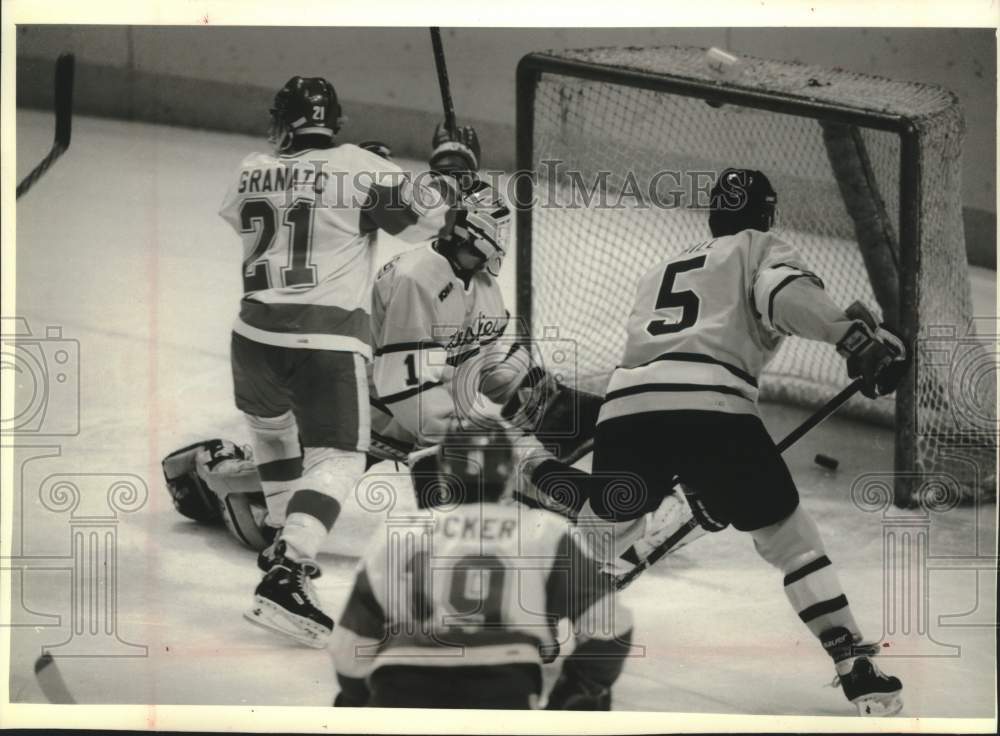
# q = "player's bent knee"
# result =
<box><xmin>750</xmin><ymin>505</ymin><xmax>826</xmax><ymax>571</ymax></box>
<box><xmin>297</xmin><ymin>447</ymin><xmax>366</xmax><ymax>503</ymax></box>
<box><xmin>244</xmin><ymin>411</ymin><xmax>301</xmax><ymax>466</ymax></box>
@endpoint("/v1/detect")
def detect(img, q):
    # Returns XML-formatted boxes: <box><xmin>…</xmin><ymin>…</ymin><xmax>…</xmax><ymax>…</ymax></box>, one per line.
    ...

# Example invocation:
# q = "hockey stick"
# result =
<box><xmin>429</xmin><ymin>27</ymin><xmax>458</xmax><ymax>136</ymax></box>
<box><xmin>613</xmin><ymin>377</ymin><xmax>865</xmax><ymax>591</ymax></box>
<box><xmin>34</xmin><ymin>652</ymin><xmax>76</xmax><ymax>704</ymax></box>
<box><xmin>17</xmin><ymin>53</ymin><xmax>75</xmax><ymax>199</ymax></box>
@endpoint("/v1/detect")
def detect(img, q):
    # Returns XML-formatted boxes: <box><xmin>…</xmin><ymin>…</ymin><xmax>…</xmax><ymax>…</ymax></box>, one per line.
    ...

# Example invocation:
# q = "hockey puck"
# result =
<box><xmin>814</xmin><ymin>453</ymin><xmax>839</xmax><ymax>471</ymax></box>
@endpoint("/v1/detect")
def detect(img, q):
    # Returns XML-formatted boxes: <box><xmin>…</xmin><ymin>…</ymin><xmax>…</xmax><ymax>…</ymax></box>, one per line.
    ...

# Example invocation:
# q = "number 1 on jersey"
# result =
<box><xmin>646</xmin><ymin>255</ymin><xmax>707</xmax><ymax>336</ymax></box>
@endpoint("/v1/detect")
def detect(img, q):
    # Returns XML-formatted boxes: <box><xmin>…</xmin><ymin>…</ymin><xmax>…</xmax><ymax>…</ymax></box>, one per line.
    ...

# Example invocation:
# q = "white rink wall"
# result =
<box><xmin>14</xmin><ymin>26</ymin><xmax>997</xmax><ymax>267</ymax></box>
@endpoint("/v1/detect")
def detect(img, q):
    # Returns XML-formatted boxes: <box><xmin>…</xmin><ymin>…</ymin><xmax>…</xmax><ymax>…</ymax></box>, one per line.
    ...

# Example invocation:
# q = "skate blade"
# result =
<box><xmin>852</xmin><ymin>691</ymin><xmax>903</xmax><ymax>717</ymax></box>
<box><xmin>244</xmin><ymin>596</ymin><xmax>332</xmax><ymax>649</ymax></box>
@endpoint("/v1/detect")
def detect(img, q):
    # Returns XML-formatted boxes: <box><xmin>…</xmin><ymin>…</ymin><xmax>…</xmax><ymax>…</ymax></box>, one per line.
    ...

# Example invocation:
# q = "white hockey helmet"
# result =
<box><xmin>442</xmin><ymin>181</ymin><xmax>511</xmax><ymax>277</ymax></box>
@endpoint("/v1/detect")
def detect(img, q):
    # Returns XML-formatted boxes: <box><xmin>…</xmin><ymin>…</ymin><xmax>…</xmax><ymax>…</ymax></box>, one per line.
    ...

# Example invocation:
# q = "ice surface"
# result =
<box><xmin>7</xmin><ymin>110</ymin><xmax>996</xmax><ymax>715</ymax></box>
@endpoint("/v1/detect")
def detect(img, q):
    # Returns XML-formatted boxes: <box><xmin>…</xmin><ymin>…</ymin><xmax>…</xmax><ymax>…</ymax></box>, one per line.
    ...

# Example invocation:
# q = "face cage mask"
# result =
<box><xmin>475</xmin><ymin>240</ymin><xmax>505</xmax><ymax>278</ymax></box>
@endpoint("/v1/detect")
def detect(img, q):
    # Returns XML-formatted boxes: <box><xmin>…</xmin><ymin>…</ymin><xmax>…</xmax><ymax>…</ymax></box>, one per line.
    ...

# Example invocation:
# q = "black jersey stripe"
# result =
<box><xmin>798</xmin><ymin>594</ymin><xmax>849</xmax><ymax>623</ymax></box>
<box><xmin>635</xmin><ymin>352</ymin><xmax>759</xmax><ymax>388</ymax></box>
<box><xmin>770</xmin><ymin>263</ymin><xmax>825</xmax><ymax>289</ymax></box>
<box><xmin>380</xmin><ymin>380</ymin><xmax>443</xmax><ymax>404</ymax></box>
<box><xmin>783</xmin><ymin>555</ymin><xmax>832</xmax><ymax>586</ymax></box>
<box><xmin>375</xmin><ymin>340</ymin><xmax>445</xmax><ymax>357</ymax></box>
<box><xmin>369</xmin><ymin>394</ymin><xmax>394</xmax><ymax>416</ymax></box>
<box><xmin>768</xmin><ymin>273</ymin><xmax>822</xmax><ymax>329</ymax></box>
<box><xmin>604</xmin><ymin>382</ymin><xmax>752</xmax><ymax>403</ymax></box>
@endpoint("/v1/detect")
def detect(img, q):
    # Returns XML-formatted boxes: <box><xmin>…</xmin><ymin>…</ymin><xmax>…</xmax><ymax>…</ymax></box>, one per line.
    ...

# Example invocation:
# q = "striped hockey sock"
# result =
<box><xmin>783</xmin><ymin>553</ymin><xmax>861</xmax><ymax>672</ymax></box>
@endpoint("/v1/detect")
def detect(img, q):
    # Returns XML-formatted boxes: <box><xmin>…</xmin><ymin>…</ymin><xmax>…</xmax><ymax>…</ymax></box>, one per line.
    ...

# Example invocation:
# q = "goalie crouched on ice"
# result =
<box><xmin>366</xmin><ymin>175</ymin><xmax>603</xmax><ymax>504</ymax></box>
<box><xmin>330</xmin><ymin>419</ymin><xmax>634</xmax><ymax>710</ymax></box>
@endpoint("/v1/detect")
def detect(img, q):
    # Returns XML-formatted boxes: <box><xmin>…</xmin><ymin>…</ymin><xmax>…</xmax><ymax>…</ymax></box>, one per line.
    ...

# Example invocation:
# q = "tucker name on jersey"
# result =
<box><xmin>331</xmin><ymin>503</ymin><xmax>612</xmax><ymax>674</ymax></box>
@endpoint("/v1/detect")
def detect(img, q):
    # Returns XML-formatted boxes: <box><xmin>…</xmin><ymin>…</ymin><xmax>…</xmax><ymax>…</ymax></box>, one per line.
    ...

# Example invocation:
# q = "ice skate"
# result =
<box><xmin>244</xmin><ymin>541</ymin><xmax>332</xmax><ymax>648</ymax></box>
<box><xmin>823</xmin><ymin>627</ymin><xmax>902</xmax><ymax>716</ymax></box>
<box><xmin>836</xmin><ymin>657</ymin><xmax>903</xmax><ymax>716</ymax></box>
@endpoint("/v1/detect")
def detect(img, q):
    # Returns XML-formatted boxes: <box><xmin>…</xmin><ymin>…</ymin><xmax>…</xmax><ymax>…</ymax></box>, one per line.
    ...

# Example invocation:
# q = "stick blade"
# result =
<box><xmin>54</xmin><ymin>53</ymin><xmax>75</xmax><ymax>149</ymax></box>
<box><xmin>34</xmin><ymin>652</ymin><xmax>77</xmax><ymax>704</ymax></box>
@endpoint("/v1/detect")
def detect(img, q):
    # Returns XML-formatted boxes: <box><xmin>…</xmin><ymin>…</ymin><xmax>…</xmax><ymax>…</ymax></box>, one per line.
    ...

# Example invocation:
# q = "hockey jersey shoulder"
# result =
<box><xmin>380</xmin><ymin>245</ymin><xmax>454</xmax><ymax>298</ymax></box>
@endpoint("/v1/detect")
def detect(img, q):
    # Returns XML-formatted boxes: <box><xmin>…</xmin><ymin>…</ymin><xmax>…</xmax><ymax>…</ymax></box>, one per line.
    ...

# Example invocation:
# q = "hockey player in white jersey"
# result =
<box><xmin>217</xmin><ymin>75</ymin><xmax>481</xmax><ymax>647</ymax></box>
<box><xmin>367</xmin><ymin>178</ymin><xmax>532</xmax><ymax>504</ymax></box>
<box><xmin>330</xmin><ymin>419</ymin><xmax>634</xmax><ymax>709</ymax></box>
<box><xmin>521</xmin><ymin>169</ymin><xmax>908</xmax><ymax>716</ymax></box>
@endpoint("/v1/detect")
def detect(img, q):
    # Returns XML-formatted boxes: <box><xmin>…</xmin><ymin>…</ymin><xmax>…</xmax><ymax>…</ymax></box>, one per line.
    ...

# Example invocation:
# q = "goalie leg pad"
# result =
<box><xmin>220</xmin><ymin>492</ymin><xmax>276</xmax><ymax>551</ymax></box>
<box><xmin>161</xmin><ymin>441</ymin><xmax>224</xmax><ymax>523</ymax></box>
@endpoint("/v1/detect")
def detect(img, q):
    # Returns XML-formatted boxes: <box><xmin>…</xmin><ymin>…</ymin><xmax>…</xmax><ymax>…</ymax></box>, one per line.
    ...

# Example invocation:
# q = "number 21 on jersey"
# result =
<box><xmin>646</xmin><ymin>255</ymin><xmax>707</xmax><ymax>335</ymax></box>
<box><xmin>239</xmin><ymin>197</ymin><xmax>318</xmax><ymax>293</ymax></box>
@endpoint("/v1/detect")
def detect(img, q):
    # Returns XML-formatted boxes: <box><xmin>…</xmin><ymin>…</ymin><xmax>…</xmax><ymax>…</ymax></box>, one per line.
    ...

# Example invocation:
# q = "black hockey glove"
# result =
<box><xmin>836</xmin><ymin>301</ymin><xmax>908</xmax><ymax>399</ymax></box>
<box><xmin>359</xmin><ymin>140</ymin><xmax>392</xmax><ymax>160</ymax></box>
<box><xmin>429</xmin><ymin>122</ymin><xmax>480</xmax><ymax>184</ymax></box>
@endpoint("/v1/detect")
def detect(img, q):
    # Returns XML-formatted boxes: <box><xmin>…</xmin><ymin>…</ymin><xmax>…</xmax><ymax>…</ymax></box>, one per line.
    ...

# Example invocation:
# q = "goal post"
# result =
<box><xmin>515</xmin><ymin>46</ymin><xmax>995</xmax><ymax>507</ymax></box>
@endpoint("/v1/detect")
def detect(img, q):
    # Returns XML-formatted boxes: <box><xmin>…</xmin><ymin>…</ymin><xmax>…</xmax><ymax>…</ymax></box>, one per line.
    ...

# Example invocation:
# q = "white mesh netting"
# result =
<box><xmin>523</xmin><ymin>46</ymin><xmax>995</xmax><ymax>502</ymax></box>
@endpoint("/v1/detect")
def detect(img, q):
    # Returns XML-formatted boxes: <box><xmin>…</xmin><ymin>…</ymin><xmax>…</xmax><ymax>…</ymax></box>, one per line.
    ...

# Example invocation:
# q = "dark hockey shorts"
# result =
<box><xmin>368</xmin><ymin>663</ymin><xmax>541</xmax><ymax>709</ymax></box>
<box><xmin>589</xmin><ymin>410</ymin><xmax>799</xmax><ymax>531</ymax></box>
<box><xmin>230</xmin><ymin>332</ymin><xmax>370</xmax><ymax>452</ymax></box>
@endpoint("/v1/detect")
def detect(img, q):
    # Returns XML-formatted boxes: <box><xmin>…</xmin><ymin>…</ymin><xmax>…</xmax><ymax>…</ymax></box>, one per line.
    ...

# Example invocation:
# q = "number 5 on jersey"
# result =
<box><xmin>646</xmin><ymin>255</ymin><xmax>707</xmax><ymax>336</ymax></box>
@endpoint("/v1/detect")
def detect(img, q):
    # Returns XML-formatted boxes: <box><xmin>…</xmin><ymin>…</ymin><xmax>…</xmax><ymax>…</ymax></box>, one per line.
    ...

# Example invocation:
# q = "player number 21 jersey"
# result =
<box><xmin>219</xmin><ymin>144</ymin><xmax>444</xmax><ymax>356</ymax></box>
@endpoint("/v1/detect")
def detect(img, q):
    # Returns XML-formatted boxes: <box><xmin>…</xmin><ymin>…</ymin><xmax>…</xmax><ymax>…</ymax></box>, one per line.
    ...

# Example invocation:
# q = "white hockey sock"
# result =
<box><xmin>281</xmin><ymin>511</ymin><xmax>329</xmax><ymax>563</ymax></box>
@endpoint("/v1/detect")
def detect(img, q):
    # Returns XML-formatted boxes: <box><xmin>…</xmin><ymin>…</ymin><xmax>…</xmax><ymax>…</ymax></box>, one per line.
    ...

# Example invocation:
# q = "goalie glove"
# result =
<box><xmin>501</xmin><ymin>367</ymin><xmax>603</xmax><ymax>464</ymax></box>
<box><xmin>835</xmin><ymin>301</ymin><xmax>908</xmax><ymax>399</ymax></box>
<box><xmin>429</xmin><ymin>122</ymin><xmax>480</xmax><ymax>184</ymax></box>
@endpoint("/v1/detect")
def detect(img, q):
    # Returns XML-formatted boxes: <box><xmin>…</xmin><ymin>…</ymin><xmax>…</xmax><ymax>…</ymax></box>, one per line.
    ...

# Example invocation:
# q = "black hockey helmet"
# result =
<box><xmin>708</xmin><ymin>168</ymin><xmax>777</xmax><ymax>236</ymax></box>
<box><xmin>412</xmin><ymin>418</ymin><xmax>515</xmax><ymax>506</ymax></box>
<box><xmin>269</xmin><ymin>76</ymin><xmax>344</xmax><ymax>152</ymax></box>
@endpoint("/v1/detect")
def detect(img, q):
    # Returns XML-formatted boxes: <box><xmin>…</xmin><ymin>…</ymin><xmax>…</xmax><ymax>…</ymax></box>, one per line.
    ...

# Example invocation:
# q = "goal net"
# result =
<box><xmin>515</xmin><ymin>46</ymin><xmax>996</xmax><ymax>506</ymax></box>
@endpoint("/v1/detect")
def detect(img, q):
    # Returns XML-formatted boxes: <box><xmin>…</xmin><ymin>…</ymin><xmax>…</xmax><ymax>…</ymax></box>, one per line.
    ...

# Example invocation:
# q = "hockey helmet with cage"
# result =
<box><xmin>708</xmin><ymin>168</ymin><xmax>777</xmax><ymax>236</ymax></box>
<box><xmin>439</xmin><ymin>180</ymin><xmax>512</xmax><ymax>277</ymax></box>
<box><xmin>414</xmin><ymin>418</ymin><xmax>515</xmax><ymax>506</ymax></box>
<box><xmin>269</xmin><ymin>76</ymin><xmax>345</xmax><ymax>152</ymax></box>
